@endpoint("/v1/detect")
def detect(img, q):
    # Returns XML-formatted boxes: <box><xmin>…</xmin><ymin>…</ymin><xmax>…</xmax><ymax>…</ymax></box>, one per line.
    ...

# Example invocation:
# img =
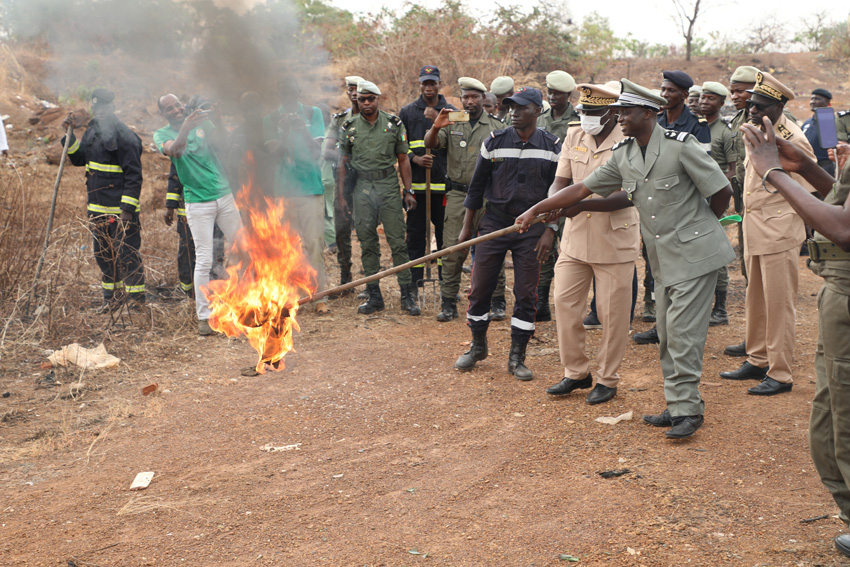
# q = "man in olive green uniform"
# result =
<box><xmin>535</xmin><ymin>70</ymin><xmax>580</xmax><ymax>320</ymax></box>
<box><xmin>739</xmin><ymin>117</ymin><xmax>850</xmax><ymax>559</ymax></box>
<box><xmin>424</xmin><ymin>77</ymin><xmax>506</xmax><ymax>322</ymax></box>
<box><xmin>720</xmin><ymin>71</ymin><xmax>815</xmax><ymax>396</ymax></box>
<box><xmin>337</xmin><ymin>81</ymin><xmax>420</xmax><ymax>316</ymax></box>
<box><xmin>687</xmin><ymin>85</ymin><xmax>702</xmax><ymax>116</ymax></box>
<box><xmin>700</xmin><ymin>81</ymin><xmax>737</xmax><ymax>327</ymax></box>
<box><xmin>516</xmin><ymin>79</ymin><xmax>734</xmax><ymax>439</ymax></box>
<box><xmin>837</xmin><ymin>109</ymin><xmax>850</xmax><ymax>143</ymax></box>
<box><xmin>490</xmin><ymin>76</ymin><xmax>514</xmax><ymax>121</ymax></box>
<box><xmin>322</xmin><ymin>75</ymin><xmax>364</xmax><ymax>288</ymax></box>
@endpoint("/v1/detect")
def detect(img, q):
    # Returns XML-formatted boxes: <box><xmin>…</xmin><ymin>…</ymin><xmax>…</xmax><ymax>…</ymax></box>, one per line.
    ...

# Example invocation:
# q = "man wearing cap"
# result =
<box><xmin>541</xmin><ymin>83</ymin><xmax>640</xmax><ymax>405</ymax></box>
<box><xmin>483</xmin><ymin>92</ymin><xmax>499</xmax><ymax>116</ymax></box>
<box><xmin>632</xmin><ymin>70</ymin><xmax>713</xmax><ymax>346</ymax></box>
<box><xmin>720</xmin><ymin>71</ymin><xmax>815</xmax><ymax>396</ymax></box>
<box><xmin>424</xmin><ymin>77</ymin><xmax>506</xmax><ymax>322</ymax></box>
<box><xmin>490</xmin><ymin>76</ymin><xmax>515</xmax><ymax>121</ymax></box>
<box><xmin>699</xmin><ymin>81</ymin><xmax>737</xmax><ymax>327</ymax></box>
<box><xmin>62</xmin><ymin>89</ymin><xmax>146</xmax><ymax>311</ymax></box>
<box><xmin>399</xmin><ymin>65</ymin><xmax>456</xmax><ymax>294</ymax></box>
<box><xmin>802</xmin><ymin>88</ymin><xmax>837</xmax><ymax>176</ymax></box>
<box><xmin>453</xmin><ymin>86</ymin><xmax>561</xmax><ymax>380</ymax></box>
<box><xmin>535</xmin><ymin>70</ymin><xmax>580</xmax><ymax>321</ymax></box>
<box><xmin>337</xmin><ymin>81</ymin><xmax>420</xmax><ymax>316</ymax></box>
<box><xmin>155</xmin><ymin>93</ymin><xmax>243</xmax><ymax>335</ymax></box>
<box><xmin>322</xmin><ymin>75</ymin><xmax>363</xmax><ymax>290</ymax></box>
<box><xmin>517</xmin><ymin>78</ymin><xmax>734</xmax><ymax>438</ymax></box>
<box><xmin>688</xmin><ymin>85</ymin><xmax>703</xmax><ymax>116</ymax></box>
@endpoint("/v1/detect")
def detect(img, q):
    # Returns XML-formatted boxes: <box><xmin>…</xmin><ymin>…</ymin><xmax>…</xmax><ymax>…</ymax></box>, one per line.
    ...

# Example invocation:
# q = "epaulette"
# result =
<box><xmin>332</xmin><ymin>110</ymin><xmax>348</xmax><ymax>119</ymax></box>
<box><xmin>612</xmin><ymin>138</ymin><xmax>633</xmax><ymax>151</ymax></box>
<box><xmin>539</xmin><ymin>129</ymin><xmax>560</xmax><ymax>144</ymax></box>
<box><xmin>777</xmin><ymin>123</ymin><xmax>793</xmax><ymax>140</ymax></box>
<box><xmin>664</xmin><ymin>130</ymin><xmax>689</xmax><ymax>142</ymax></box>
<box><xmin>698</xmin><ymin>117</ymin><xmax>708</xmax><ymax>124</ymax></box>
<box><xmin>489</xmin><ymin>128</ymin><xmax>508</xmax><ymax>139</ymax></box>
<box><xmin>388</xmin><ymin>114</ymin><xmax>403</xmax><ymax>127</ymax></box>
<box><xmin>567</xmin><ymin>120</ymin><xmax>581</xmax><ymax>127</ymax></box>
<box><xmin>839</xmin><ymin>110</ymin><xmax>850</xmax><ymax>117</ymax></box>
<box><xmin>341</xmin><ymin>117</ymin><xmax>356</xmax><ymax>129</ymax></box>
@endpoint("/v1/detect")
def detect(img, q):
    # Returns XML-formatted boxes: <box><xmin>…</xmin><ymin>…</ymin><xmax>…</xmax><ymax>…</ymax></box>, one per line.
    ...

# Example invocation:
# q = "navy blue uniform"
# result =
<box><xmin>802</xmin><ymin>116</ymin><xmax>836</xmax><ymax>176</ymax></box>
<box><xmin>657</xmin><ymin>105</ymin><xmax>710</xmax><ymax>150</ymax></box>
<box><xmin>464</xmin><ymin>127</ymin><xmax>561</xmax><ymax>339</ymax></box>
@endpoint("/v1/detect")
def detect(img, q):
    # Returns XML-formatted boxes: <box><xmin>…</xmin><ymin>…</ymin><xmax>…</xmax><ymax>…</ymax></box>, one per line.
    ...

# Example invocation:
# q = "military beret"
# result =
<box><xmin>730</xmin><ymin>66</ymin><xmax>759</xmax><ymax>84</ymax></box>
<box><xmin>419</xmin><ymin>65</ymin><xmax>440</xmax><ymax>83</ymax></box>
<box><xmin>345</xmin><ymin>75</ymin><xmax>365</xmax><ymax>87</ymax></box>
<box><xmin>575</xmin><ymin>83</ymin><xmax>619</xmax><ymax>111</ymax></box>
<box><xmin>490</xmin><ymin>76</ymin><xmax>514</xmax><ymax>96</ymax></box>
<box><xmin>812</xmin><ymin>88</ymin><xmax>833</xmax><ymax>100</ymax></box>
<box><xmin>611</xmin><ymin>78</ymin><xmax>667</xmax><ymax>110</ymax></box>
<box><xmin>748</xmin><ymin>71</ymin><xmax>794</xmax><ymax>102</ymax></box>
<box><xmin>662</xmin><ymin>70</ymin><xmax>694</xmax><ymax>90</ymax></box>
<box><xmin>701</xmin><ymin>81</ymin><xmax>729</xmax><ymax>97</ymax></box>
<box><xmin>546</xmin><ymin>71</ymin><xmax>576</xmax><ymax>93</ymax></box>
<box><xmin>357</xmin><ymin>81</ymin><xmax>381</xmax><ymax>96</ymax></box>
<box><xmin>91</xmin><ymin>88</ymin><xmax>115</xmax><ymax>106</ymax></box>
<box><xmin>503</xmin><ymin>86</ymin><xmax>543</xmax><ymax>107</ymax></box>
<box><xmin>688</xmin><ymin>86</ymin><xmax>703</xmax><ymax>96</ymax></box>
<box><xmin>458</xmin><ymin>77</ymin><xmax>486</xmax><ymax>93</ymax></box>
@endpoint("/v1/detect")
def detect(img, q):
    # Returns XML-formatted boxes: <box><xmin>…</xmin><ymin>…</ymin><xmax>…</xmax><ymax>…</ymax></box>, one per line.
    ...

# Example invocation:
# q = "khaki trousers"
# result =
<box><xmin>283</xmin><ymin>195</ymin><xmax>329</xmax><ymax>300</ymax></box>
<box><xmin>744</xmin><ymin>249</ymin><xmax>798</xmax><ymax>383</ymax></box>
<box><xmin>553</xmin><ymin>255</ymin><xmax>634</xmax><ymax>387</ymax></box>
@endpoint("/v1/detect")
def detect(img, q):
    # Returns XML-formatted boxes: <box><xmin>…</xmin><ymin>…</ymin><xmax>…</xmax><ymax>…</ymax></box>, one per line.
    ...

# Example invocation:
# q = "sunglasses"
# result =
<box><xmin>746</xmin><ymin>99</ymin><xmax>778</xmax><ymax>112</ymax></box>
<box><xmin>357</xmin><ymin>96</ymin><xmax>377</xmax><ymax>103</ymax></box>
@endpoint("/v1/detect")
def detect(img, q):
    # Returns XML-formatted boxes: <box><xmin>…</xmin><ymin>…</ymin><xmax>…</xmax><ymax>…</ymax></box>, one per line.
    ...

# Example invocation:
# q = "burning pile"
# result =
<box><xmin>206</xmin><ymin>173</ymin><xmax>316</xmax><ymax>374</ymax></box>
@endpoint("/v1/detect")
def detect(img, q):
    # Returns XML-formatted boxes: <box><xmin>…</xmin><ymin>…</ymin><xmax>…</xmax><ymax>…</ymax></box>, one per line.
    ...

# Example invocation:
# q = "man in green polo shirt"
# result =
<box><xmin>155</xmin><ymin>93</ymin><xmax>243</xmax><ymax>335</ymax></box>
<box><xmin>263</xmin><ymin>79</ymin><xmax>330</xmax><ymax>314</ymax></box>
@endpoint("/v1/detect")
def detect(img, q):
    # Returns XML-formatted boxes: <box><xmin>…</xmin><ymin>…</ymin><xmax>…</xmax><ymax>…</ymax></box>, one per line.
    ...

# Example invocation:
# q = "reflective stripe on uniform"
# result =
<box><xmin>102</xmin><ymin>281</ymin><xmax>125</xmax><ymax>290</ymax></box>
<box><xmin>67</xmin><ymin>139</ymin><xmax>80</xmax><ymax>154</ymax></box>
<box><xmin>479</xmin><ymin>147</ymin><xmax>559</xmax><ymax>162</ymax></box>
<box><xmin>411</xmin><ymin>182</ymin><xmax>446</xmax><ymax>192</ymax></box>
<box><xmin>121</xmin><ymin>195</ymin><xmax>140</xmax><ymax>210</ymax></box>
<box><xmin>180</xmin><ymin>281</ymin><xmax>194</xmax><ymax>292</ymax></box>
<box><xmin>177</xmin><ymin>208</ymin><xmax>186</xmax><ymax>216</ymax></box>
<box><xmin>408</xmin><ymin>140</ymin><xmax>426</xmax><ymax>149</ymax></box>
<box><xmin>511</xmin><ymin>317</ymin><xmax>535</xmax><ymax>331</ymax></box>
<box><xmin>88</xmin><ymin>204</ymin><xmax>122</xmax><ymax>215</ymax></box>
<box><xmin>166</xmin><ymin>192</ymin><xmax>181</xmax><ymax>201</ymax></box>
<box><xmin>86</xmin><ymin>162</ymin><xmax>124</xmax><ymax>173</ymax></box>
<box><xmin>125</xmin><ymin>285</ymin><xmax>146</xmax><ymax>294</ymax></box>
<box><xmin>467</xmin><ymin>312</ymin><xmax>490</xmax><ymax>322</ymax></box>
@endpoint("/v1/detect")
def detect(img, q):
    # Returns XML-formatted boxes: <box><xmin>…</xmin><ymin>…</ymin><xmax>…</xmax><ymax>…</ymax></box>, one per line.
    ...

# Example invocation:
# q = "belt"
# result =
<box><xmin>485</xmin><ymin>202</ymin><xmax>516</xmax><ymax>224</ymax></box>
<box><xmin>447</xmin><ymin>180</ymin><xmax>469</xmax><ymax>192</ymax></box>
<box><xmin>808</xmin><ymin>238</ymin><xmax>850</xmax><ymax>261</ymax></box>
<box><xmin>356</xmin><ymin>165</ymin><xmax>396</xmax><ymax>181</ymax></box>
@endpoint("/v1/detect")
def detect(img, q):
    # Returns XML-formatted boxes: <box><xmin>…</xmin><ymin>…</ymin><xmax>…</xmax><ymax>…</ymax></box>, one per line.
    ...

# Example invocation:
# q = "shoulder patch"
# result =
<box><xmin>665</xmin><ymin>130</ymin><xmax>688</xmax><ymax>142</ymax></box>
<box><xmin>777</xmin><ymin>124</ymin><xmax>793</xmax><ymax>140</ymax></box>
<box><xmin>838</xmin><ymin>110</ymin><xmax>850</xmax><ymax>117</ymax></box>
<box><xmin>612</xmin><ymin>138</ymin><xmax>633</xmax><ymax>151</ymax></box>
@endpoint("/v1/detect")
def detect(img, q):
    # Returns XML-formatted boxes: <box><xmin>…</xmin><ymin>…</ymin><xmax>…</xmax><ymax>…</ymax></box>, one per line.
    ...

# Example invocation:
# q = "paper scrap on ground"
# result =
<box><xmin>130</xmin><ymin>471</ymin><xmax>154</xmax><ymax>490</ymax></box>
<box><xmin>595</xmin><ymin>411</ymin><xmax>633</xmax><ymax>425</ymax></box>
<box><xmin>260</xmin><ymin>443</ymin><xmax>302</xmax><ymax>452</ymax></box>
<box><xmin>48</xmin><ymin>343</ymin><xmax>120</xmax><ymax>369</ymax></box>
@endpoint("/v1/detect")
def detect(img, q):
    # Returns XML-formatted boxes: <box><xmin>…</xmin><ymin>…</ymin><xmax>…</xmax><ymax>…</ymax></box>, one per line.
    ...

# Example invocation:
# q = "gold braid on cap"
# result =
<box><xmin>754</xmin><ymin>72</ymin><xmax>786</xmax><ymax>102</ymax></box>
<box><xmin>579</xmin><ymin>87</ymin><xmax>617</xmax><ymax>107</ymax></box>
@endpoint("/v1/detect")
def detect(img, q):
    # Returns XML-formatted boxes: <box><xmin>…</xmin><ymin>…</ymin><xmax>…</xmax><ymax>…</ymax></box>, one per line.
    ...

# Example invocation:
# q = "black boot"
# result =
<box><xmin>535</xmin><ymin>284</ymin><xmax>551</xmax><ymax>321</ymax></box>
<box><xmin>490</xmin><ymin>296</ymin><xmax>506</xmax><ymax>321</ymax></box>
<box><xmin>709</xmin><ymin>290</ymin><xmax>728</xmax><ymax>326</ymax></box>
<box><xmin>331</xmin><ymin>266</ymin><xmax>354</xmax><ymax>298</ymax></box>
<box><xmin>400</xmin><ymin>284</ymin><xmax>421</xmax><ymax>316</ymax></box>
<box><xmin>436</xmin><ymin>296</ymin><xmax>458</xmax><ymax>322</ymax></box>
<box><xmin>455</xmin><ymin>329</ymin><xmax>488</xmax><ymax>370</ymax></box>
<box><xmin>508</xmin><ymin>337</ymin><xmax>533</xmax><ymax>381</ymax></box>
<box><xmin>357</xmin><ymin>284</ymin><xmax>384</xmax><ymax>314</ymax></box>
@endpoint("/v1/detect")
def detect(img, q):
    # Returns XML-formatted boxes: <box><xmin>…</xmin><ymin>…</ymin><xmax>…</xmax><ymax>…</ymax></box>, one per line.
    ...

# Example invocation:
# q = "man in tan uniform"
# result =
<box><xmin>720</xmin><ymin>71</ymin><xmax>815</xmax><ymax>395</ymax></box>
<box><xmin>544</xmin><ymin>83</ymin><xmax>640</xmax><ymax>405</ymax></box>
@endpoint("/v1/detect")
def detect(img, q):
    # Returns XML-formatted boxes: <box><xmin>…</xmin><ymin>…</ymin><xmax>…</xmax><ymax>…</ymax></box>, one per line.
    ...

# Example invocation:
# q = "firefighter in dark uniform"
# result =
<box><xmin>399</xmin><ymin>65</ymin><xmax>456</xmax><ymax>291</ymax></box>
<box><xmin>454</xmin><ymin>87</ymin><xmax>561</xmax><ymax>381</ymax></box>
<box><xmin>61</xmin><ymin>88</ymin><xmax>145</xmax><ymax>310</ymax></box>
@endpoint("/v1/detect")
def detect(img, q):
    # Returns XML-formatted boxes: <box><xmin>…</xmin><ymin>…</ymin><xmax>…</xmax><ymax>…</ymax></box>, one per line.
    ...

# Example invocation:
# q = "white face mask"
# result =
<box><xmin>580</xmin><ymin>111</ymin><xmax>610</xmax><ymax>135</ymax></box>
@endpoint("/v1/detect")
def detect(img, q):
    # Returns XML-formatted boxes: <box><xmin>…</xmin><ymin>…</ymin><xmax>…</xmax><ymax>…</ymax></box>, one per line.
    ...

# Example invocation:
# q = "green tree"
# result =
<box><xmin>574</xmin><ymin>13</ymin><xmax>618</xmax><ymax>82</ymax></box>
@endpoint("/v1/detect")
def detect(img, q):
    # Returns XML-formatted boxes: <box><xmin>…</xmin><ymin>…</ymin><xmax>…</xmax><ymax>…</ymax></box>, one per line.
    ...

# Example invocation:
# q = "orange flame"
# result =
<box><xmin>205</xmin><ymin>154</ymin><xmax>317</xmax><ymax>374</ymax></box>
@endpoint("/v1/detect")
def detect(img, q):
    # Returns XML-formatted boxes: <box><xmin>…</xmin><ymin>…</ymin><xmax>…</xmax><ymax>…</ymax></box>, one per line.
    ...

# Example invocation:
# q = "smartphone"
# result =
<box><xmin>448</xmin><ymin>110</ymin><xmax>469</xmax><ymax>123</ymax></box>
<box><xmin>815</xmin><ymin>107</ymin><xmax>839</xmax><ymax>149</ymax></box>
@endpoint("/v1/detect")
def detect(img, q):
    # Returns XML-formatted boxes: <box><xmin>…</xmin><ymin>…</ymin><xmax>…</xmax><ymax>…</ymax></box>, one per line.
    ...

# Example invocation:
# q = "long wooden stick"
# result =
<box><xmin>301</xmin><ymin>214</ymin><xmax>546</xmax><ymax>305</ymax></box>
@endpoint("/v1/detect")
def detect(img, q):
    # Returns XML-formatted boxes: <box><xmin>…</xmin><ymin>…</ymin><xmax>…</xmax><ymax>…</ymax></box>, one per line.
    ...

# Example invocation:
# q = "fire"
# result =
<box><xmin>205</xmin><ymin>157</ymin><xmax>317</xmax><ymax>374</ymax></box>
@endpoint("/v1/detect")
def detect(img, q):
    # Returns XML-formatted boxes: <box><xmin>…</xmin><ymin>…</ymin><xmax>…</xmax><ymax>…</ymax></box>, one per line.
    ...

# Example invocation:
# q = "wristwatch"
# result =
<box><xmin>545</xmin><ymin>223</ymin><xmax>559</xmax><ymax>232</ymax></box>
<box><xmin>405</xmin><ymin>188</ymin><xmax>415</xmax><ymax>196</ymax></box>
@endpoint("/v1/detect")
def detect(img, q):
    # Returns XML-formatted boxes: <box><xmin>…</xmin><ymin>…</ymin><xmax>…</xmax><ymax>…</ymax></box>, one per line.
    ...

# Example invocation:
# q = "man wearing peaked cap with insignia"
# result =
<box><xmin>719</xmin><ymin>71</ymin><xmax>816</xmax><ymax>396</ymax></box>
<box><xmin>688</xmin><ymin>85</ymin><xmax>703</xmax><ymax>116</ymax></box>
<box><xmin>516</xmin><ymin>79</ymin><xmax>734</xmax><ymax>439</ymax></box>
<box><xmin>398</xmin><ymin>65</ymin><xmax>456</xmax><ymax>296</ymax></box>
<box><xmin>535</xmin><ymin>70</ymin><xmax>581</xmax><ymax>321</ymax></box>
<box><xmin>699</xmin><ymin>81</ymin><xmax>737</xmax><ymax>327</ymax></box>
<box><xmin>453</xmin><ymin>86</ymin><xmax>562</xmax><ymax>381</ymax></box>
<box><xmin>490</xmin><ymin>76</ymin><xmax>515</xmax><ymax>121</ymax></box>
<box><xmin>542</xmin><ymin>82</ymin><xmax>640</xmax><ymax>405</ymax></box>
<box><xmin>424</xmin><ymin>77</ymin><xmax>506</xmax><ymax>323</ymax></box>
<box><xmin>322</xmin><ymin>75</ymin><xmax>364</xmax><ymax>291</ymax></box>
<box><xmin>337</xmin><ymin>80</ymin><xmax>421</xmax><ymax>316</ymax></box>
<box><xmin>802</xmin><ymin>88</ymin><xmax>837</xmax><ymax>176</ymax></box>
<box><xmin>63</xmin><ymin>88</ymin><xmax>146</xmax><ymax>313</ymax></box>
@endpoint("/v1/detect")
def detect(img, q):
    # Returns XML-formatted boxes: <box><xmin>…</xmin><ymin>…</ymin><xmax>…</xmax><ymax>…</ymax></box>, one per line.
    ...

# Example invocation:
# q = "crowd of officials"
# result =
<box><xmin>53</xmin><ymin>63</ymin><xmax>850</xmax><ymax>557</ymax></box>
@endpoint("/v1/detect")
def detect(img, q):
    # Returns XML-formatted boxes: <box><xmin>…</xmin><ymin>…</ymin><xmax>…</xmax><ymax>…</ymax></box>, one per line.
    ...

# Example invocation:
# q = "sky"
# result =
<box><xmin>328</xmin><ymin>0</ymin><xmax>850</xmax><ymax>48</ymax></box>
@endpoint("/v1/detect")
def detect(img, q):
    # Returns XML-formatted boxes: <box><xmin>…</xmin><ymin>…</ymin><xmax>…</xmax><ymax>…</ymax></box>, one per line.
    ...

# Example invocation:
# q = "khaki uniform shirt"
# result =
<box><xmin>339</xmin><ymin>110</ymin><xmax>409</xmax><ymax>172</ymax></box>
<box><xmin>742</xmin><ymin>114</ymin><xmax>815</xmax><ymax>256</ymax></box>
<box><xmin>536</xmin><ymin>103</ymin><xmax>579</xmax><ymax>142</ymax></box>
<box><xmin>708</xmin><ymin>118</ymin><xmax>736</xmax><ymax>173</ymax></box>
<box><xmin>809</xmin><ymin>161</ymin><xmax>850</xmax><ymax>293</ymax></box>
<box><xmin>583</xmin><ymin>124</ymin><xmax>735</xmax><ymax>287</ymax></box>
<box><xmin>437</xmin><ymin>113</ymin><xmax>504</xmax><ymax>186</ymax></box>
<box><xmin>731</xmin><ymin>108</ymin><xmax>799</xmax><ymax>187</ymax></box>
<box><xmin>837</xmin><ymin>110</ymin><xmax>850</xmax><ymax>143</ymax></box>
<box><xmin>555</xmin><ymin>126</ymin><xmax>640</xmax><ymax>264</ymax></box>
